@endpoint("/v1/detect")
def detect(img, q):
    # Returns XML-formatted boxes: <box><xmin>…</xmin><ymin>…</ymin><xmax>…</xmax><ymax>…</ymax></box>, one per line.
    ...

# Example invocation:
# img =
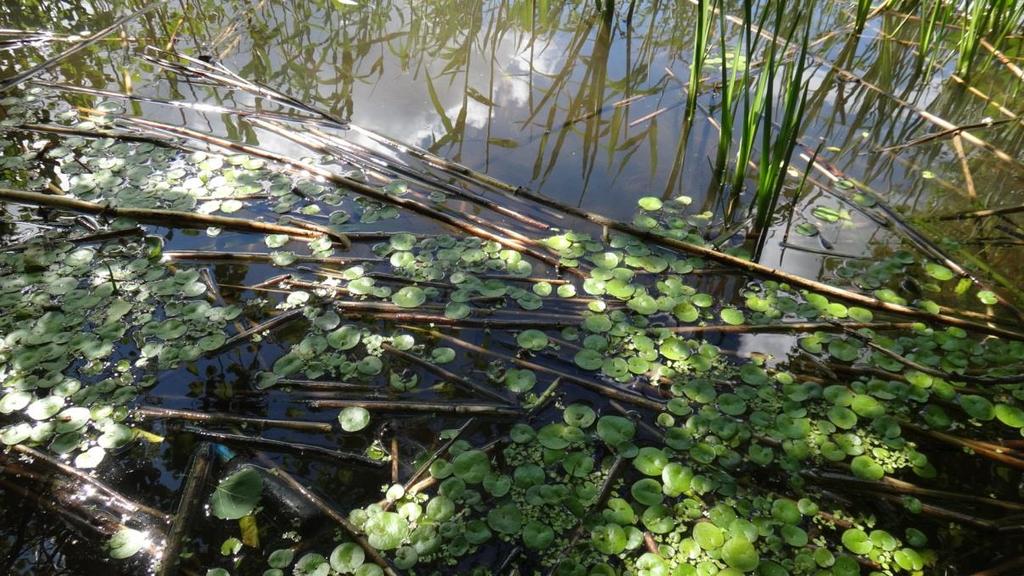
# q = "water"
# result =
<box><xmin>2</xmin><ymin>0</ymin><xmax>1024</xmax><ymax>574</ymax></box>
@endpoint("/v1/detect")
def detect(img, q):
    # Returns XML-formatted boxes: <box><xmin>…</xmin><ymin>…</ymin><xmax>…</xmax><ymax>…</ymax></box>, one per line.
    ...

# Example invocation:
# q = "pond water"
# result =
<box><xmin>2</xmin><ymin>0</ymin><xmax>1024</xmax><ymax>575</ymax></box>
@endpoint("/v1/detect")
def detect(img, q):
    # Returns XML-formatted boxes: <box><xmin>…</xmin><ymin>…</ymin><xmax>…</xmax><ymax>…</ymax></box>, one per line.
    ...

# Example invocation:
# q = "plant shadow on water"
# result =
<box><xmin>2</xmin><ymin>0</ymin><xmax>1024</xmax><ymax>575</ymax></box>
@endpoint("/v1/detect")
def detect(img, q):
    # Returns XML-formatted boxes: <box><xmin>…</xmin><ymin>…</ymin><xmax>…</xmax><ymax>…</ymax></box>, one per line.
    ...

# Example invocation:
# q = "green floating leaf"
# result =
<box><xmin>638</xmin><ymin>196</ymin><xmax>663</xmax><ymax>211</ymax></box>
<box><xmin>329</xmin><ymin>543</ymin><xmax>364</xmax><ymax>573</ymax></box>
<box><xmin>722</xmin><ymin>536</ymin><xmax>759</xmax><ymax>571</ymax></box>
<box><xmin>794</xmin><ymin>222</ymin><xmax>819</xmax><ymax>237</ymax></box>
<box><xmin>976</xmin><ymin>290</ymin><xmax>998</xmax><ymax>305</ymax></box>
<box><xmin>720</xmin><ymin>308</ymin><xmax>745</xmax><ymax>325</ymax></box>
<box><xmin>516</xmin><ymin>329</ymin><xmax>549</xmax><ymax>351</ymax></box>
<box><xmin>107</xmin><ymin>527</ymin><xmax>147</xmax><ymax>560</ymax></box>
<box><xmin>850</xmin><ymin>455</ymin><xmax>884</xmax><ymax>481</ymax></box>
<box><xmin>211</xmin><ymin>467</ymin><xmax>263</xmax><ymax>520</ymax></box>
<box><xmin>924</xmin><ymin>262</ymin><xmax>954</xmax><ymax>281</ymax></box>
<box><xmin>339</xmin><ymin>407</ymin><xmax>371</xmax><ymax>432</ymax></box>
<box><xmin>391</xmin><ymin>286</ymin><xmax>426</xmax><ymax>308</ymax></box>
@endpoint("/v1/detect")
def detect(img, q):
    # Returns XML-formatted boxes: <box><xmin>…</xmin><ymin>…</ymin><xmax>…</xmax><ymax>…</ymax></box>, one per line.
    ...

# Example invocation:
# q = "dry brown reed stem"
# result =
<box><xmin>179</xmin><ymin>426</ymin><xmax>383</xmax><ymax>467</ymax></box>
<box><xmin>289</xmin><ymin>90</ymin><xmax>1024</xmax><ymax>337</ymax></box>
<box><xmin>302</xmin><ymin>123</ymin><xmax>551</xmax><ymax>230</ymax></box>
<box><xmin>981</xmin><ymin>38</ymin><xmax>1024</xmax><ymax>83</ymax></box>
<box><xmin>0</xmin><ymin>477</ymin><xmax>121</xmax><ymax>538</ymax></box>
<box><xmin>876</xmin><ymin>118</ymin><xmax>1012</xmax><ymax>153</ymax></box>
<box><xmin>508</xmin><ymin>185</ymin><xmax>1024</xmax><ymax>340</ymax></box>
<box><xmin>135</xmin><ymin>406</ymin><xmax>333</xmax><ymax>433</ymax></box>
<box><xmin>307</xmin><ymin>399</ymin><xmax>522</xmax><ymax>417</ymax></box>
<box><xmin>901</xmin><ymin>421</ymin><xmax>1024</xmax><ymax>471</ymax></box>
<box><xmin>341</xmin><ymin>310</ymin><xmax>579</xmax><ymax>330</ymax></box>
<box><xmin>380</xmin><ymin>419</ymin><xmax>476</xmax><ymax>511</ymax></box>
<box><xmin>667</xmin><ymin>321</ymin><xmax>918</xmax><ymax>335</ymax></box>
<box><xmin>215</xmin><ymin>308</ymin><xmax>304</xmax><ymax>350</ymax></box>
<box><xmin>116</xmin><ymin>116</ymin><xmax>579</xmax><ymax>277</ymax></box>
<box><xmin>11</xmin><ymin>444</ymin><xmax>170</xmax><ymax>522</ymax></box>
<box><xmin>837</xmin><ymin>324</ymin><xmax>1024</xmax><ymax>384</ymax></box>
<box><xmin>381</xmin><ymin>343</ymin><xmax>512</xmax><ymax>404</ymax></box>
<box><xmin>547</xmin><ymin>455</ymin><xmax>627</xmax><ymax>575</ymax></box>
<box><xmin>0</xmin><ymin>4</ymin><xmax>160</xmax><ymax>91</ymax></box>
<box><xmin>269</xmin><ymin>468</ymin><xmax>399</xmax><ymax>576</ymax></box>
<box><xmin>938</xmin><ymin>204</ymin><xmax>1024</xmax><ymax>221</ymax></box>
<box><xmin>159</xmin><ymin>443</ymin><xmax>214</xmax><ymax>576</ymax></box>
<box><xmin>792</xmin><ymin>149</ymin><xmax>1024</xmax><ymax>319</ymax></box>
<box><xmin>162</xmin><ymin>251</ymin><xmax>376</xmax><ymax>267</ymax></box>
<box><xmin>407</xmin><ymin>327</ymin><xmax>664</xmax><ymax>411</ymax></box>
<box><xmin>0</xmin><ymin>188</ymin><xmax>349</xmax><ymax>245</ymax></box>
<box><xmin>802</xmin><ymin>470</ymin><xmax>1024</xmax><ymax>512</ymax></box>
<box><xmin>276</xmin><ymin>379</ymin><xmax>376</xmax><ymax>391</ymax></box>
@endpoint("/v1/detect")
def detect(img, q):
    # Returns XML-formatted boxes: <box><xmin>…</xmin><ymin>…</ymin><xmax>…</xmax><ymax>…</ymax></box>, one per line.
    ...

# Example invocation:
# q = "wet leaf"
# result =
<box><xmin>211</xmin><ymin>468</ymin><xmax>263</xmax><ymax>520</ymax></box>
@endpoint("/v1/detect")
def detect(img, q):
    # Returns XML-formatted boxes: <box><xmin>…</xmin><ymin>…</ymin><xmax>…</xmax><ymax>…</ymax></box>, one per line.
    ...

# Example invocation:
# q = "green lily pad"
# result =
<box><xmin>391</xmin><ymin>286</ymin><xmax>426</xmax><ymax>308</ymax></box>
<box><xmin>107</xmin><ymin>527</ymin><xmax>147</xmax><ymax>559</ymax></box>
<box><xmin>516</xmin><ymin>329</ymin><xmax>549</xmax><ymax>351</ymax></box>
<box><xmin>339</xmin><ymin>407</ymin><xmax>371</xmax><ymax>432</ymax></box>
<box><xmin>487</xmin><ymin>504</ymin><xmax>522</xmax><ymax>534</ymax></box>
<box><xmin>720</xmin><ymin>308</ymin><xmax>745</xmax><ymax>325</ymax></box>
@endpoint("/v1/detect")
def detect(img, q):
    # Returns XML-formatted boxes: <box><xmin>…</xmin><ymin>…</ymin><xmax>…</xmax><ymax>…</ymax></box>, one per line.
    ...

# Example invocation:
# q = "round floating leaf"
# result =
<box><xmin>638</xmin><ymin>197</ymin><xmax>663</xmax><ymax>211</ymax></box>
<box><xmin>851</xmin><ymin>456</ymin><xmax>884</xmax><ymax>481</ymax></box>
<box><xmin>0</xmin><ymin>391</ymin><xmax>31</xmax><ymax>414</ymax></box>
<box><xmin>661</xmin><ymin>463</ymin><xmax>693</xmax><ymax>497</ymax></box>
<box><xmin>522</xmin><ymin>520</ymin><xmax>554</xmax><ymax>549</ymax></box>
<box><xmin>596</xmin><ymin>416</ymin><xmax>635</xmax><ymax>447</ymax></box>
<box><xmin>771</xmin><ymin>499</ymin><xmax>801</xmax><ymax>525</ymax></box>
<box><xmin>924</xmin><ymin>262</ymin><xmax>953</xmax><ymax>281</ymax></box>
<box><xmin>828</xmin><ymin>339</ymin><xmax>860</xmax><ymax>362</ymax></box>
<box><xmin>430</xmin><ymin>347</ymin><xmax>456</xmax><ymax>364</ymax></box>
<box><xmin>722</xmin><ymin>536</ymin><xmax>759</xmax><ymax>572</ymax></box>
<box><xmin>97</xmin><ymin>424</ymin><xmax>134</xmax><ymax>450</ymax></box>
<box><xmin>107</xmin><ymin>527</ymin><xmax>146</xmax><ymax>560</ymax></box>
<box><xmin>269</xmin><ymin>549</ymin><xmax>296</xmax><ymax>569</ymax></box>
<box><xmin>26</xmin><ymin>396</ymin><xmax>63</xmax><ymax>420</ymax></box>
<box><xmin>961</xmin><ymin>395</ymin><xmax>995</xmax><ymax>421</ymax></box>
<box><xmin>841</xmin><ymin>528</ymin><xmax>873</xmax><ymax>554</ymax></box>
<box><xmin>505</xmin><ymin>369</ymin><xmax>536</xmax><ymax>393</ymax></box>
<box><xmin>720</xmin><ymin>308</ymin><xmax>745</xmax><ymax>325</ymax></box>
<box><xmin>537</xmin><ymin>423</ymin><xmax>574</xmax><ymax>450</ymax></box>
<box><xmin>487</xmin><ymin>504</ymin><xmax>522</xmax><ymax>534</ymax></box>
<box><xmin>693</xmin><ymin>522</ymin><xmax>724</xmax><ymax>550</ymax></box>
<box><xmin>328</xmin><ymin>325</ymin><xmax>362</xmax><ymax>351</ymax></box>
<box><xmin>265</xmin><ymin>234</ymin><xmax>290</xmax><ymax>248</ymax></box>
<box><xmin>272</xmin><ymin>353</ymin><xmax>303</xmax><ymax>377</ymax></box>
<box><xmin>452</xmin><ymin>450</ymin><xmax>490</xmax><ymax>484</ymax></box>
<box><xmin>563</xmin><ymin>404</ymin><xmax>596</xmax><ymax>428</ymax></box>
<box><xmin>517</xmin><ymin>329</ymin><xmax>549</xmax><ymax>351</ymax></box>
<box><xmin>630</xmin><ymin>478</ymin><xmax>664</xmax><ymax>506</ymax></box>
<box><xmin>294</xmin><ymin>553</ymin><xmax>330</xmax><ymax>576</ymax></box>
<box><xmin>211</xmin><ymin>467</ymin><xmax>263</xmax><ymax>520</ymax></box>
<box><xmin>977</xmin><ymin>290</ymin><xmax>998</xmax><ymax>305</ymax></box>
<box><xmin>795</xmin><ymin>222</ymin><xmax>819</xmax><ymax>237</ymax></box>
<box><xmin>339</xmin><ymin>407</ymin><xmax>371</xmax><ymax>432</ymax></box>
<box><xmin>391</xmin><ymin>287</ymin><xmax>426</xmax><ymax>308</ymax></box>
<box><xmin>591</xmin><ymin>524</ymin><xmax>627</xmax><ymax>555</ymax></box>
<box><xmin>574</xmin><ymin>349</ymin><xmax>604</xmax><ymax>370</ymax></box>
<box><xmin>329</xmin><ymin>543</ymin><xmax>364</xmax><ymax>574</ymax></box>
<box><xmin>995</xmin><ymin>404</ymin><xmax>1024</xmax><ymax>428</ymax></box>
<box><xmin>365</xmin><ymin>512</ymin><xmax>409</xmax><ymax>550</ymax></box>
<box><xmin>633</xmin><ymin>447</ymin><xmax>669</xmax><ymax>476</ymax></box>
<box><xmin>75</xmin><ymin>446</ymin><xmax>106</xmax><ymax>469</ymax></box>
<box><xmin>828</xmin><ymin>406</ymin><xmax>857</xmax><ymax>430</ymax></box>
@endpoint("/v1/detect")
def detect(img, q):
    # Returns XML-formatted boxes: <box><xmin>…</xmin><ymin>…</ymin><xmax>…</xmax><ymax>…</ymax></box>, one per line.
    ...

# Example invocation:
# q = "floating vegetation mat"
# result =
<box><xmin>2</xmin><ymin>4</ymin><xmax>1024</xmax><ymax>576</ymax></box>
